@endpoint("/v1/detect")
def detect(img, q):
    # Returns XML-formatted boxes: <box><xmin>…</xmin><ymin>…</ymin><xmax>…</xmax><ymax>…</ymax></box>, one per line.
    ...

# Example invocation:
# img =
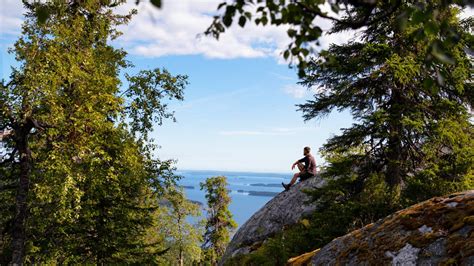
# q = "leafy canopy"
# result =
<box><xmin>206</xmin><ymin>0</ymin><xmax>473</xmax><ymax>77</ymax></box>
<box><xmin>0</xmin><ymin>0</ymin><xmax>192</xmax><ymax>264</ymax></box>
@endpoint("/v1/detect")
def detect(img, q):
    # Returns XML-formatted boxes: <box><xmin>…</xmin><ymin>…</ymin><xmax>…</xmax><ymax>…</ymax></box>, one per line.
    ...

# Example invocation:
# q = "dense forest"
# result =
<box><xmin>1</xmin><ymin>0</ymin><xmax>472</xmax><ymax>265</ymax></box>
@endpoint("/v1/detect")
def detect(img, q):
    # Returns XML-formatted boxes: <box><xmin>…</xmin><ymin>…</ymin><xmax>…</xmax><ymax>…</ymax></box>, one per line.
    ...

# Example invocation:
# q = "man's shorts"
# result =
<box><xmin>299</xmin><ymin>172</ymin><xmax>315</xmax><ymax>181</ymax></box>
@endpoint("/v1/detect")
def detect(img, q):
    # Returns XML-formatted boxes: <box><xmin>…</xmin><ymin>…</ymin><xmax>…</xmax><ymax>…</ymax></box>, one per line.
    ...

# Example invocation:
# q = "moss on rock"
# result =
<box><xmin>286</xmin><ymin>190</ymin><xmax>474</xmax><ymax>265</ymax></box>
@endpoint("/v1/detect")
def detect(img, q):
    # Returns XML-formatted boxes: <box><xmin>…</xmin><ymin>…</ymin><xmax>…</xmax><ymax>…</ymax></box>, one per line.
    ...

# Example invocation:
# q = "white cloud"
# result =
<box><xmin>0</xmin><ymin>0</ymin><xmax>24</xmax><ymax>37</ymax></box>
<box><xmin>8</xmin><ymin>2</ymin><xmax>471</xmax><ymax>63</ymax></box>
<box><xmin>0</xmin><ymin>0</ymin><xmax>350</xmax><ymax>63</ymax></box>
<box><xmin>111</xmin><ymin>1</ymin><xmax>360</xmax><ymax>61</ymax></box>
<box><xmin>113</xmin><ymin>0</ymin><xmax>293</xmax><ymax>59</ymax></box>
<box><xmin>283</xmin><ymin>84</ymin><xmax>310</xmax><ymax>99</ymax></box>
<box><xmin>459</xmin><ymin>7</ymin><xmax>473</xmax><ymax>19</ymax></box>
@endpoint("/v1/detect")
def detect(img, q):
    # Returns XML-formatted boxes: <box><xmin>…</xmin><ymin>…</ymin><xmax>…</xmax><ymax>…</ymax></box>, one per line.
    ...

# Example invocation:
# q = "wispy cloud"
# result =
<box><xmin>282</xmin><ymin>84</ymin><xmax>309</xmax><ymax>99</ymax></box>
<box><xmin>268</xmin><ymin>71</ymin><xmax>296</xmax><ymax>81</ymax></box>
<box><xmin>219</xmin><ymin>130</ymin><xmax>275</xmax><ymax>136</ymax></box>
<box><xmin>218</xmin><ymin>127</ymin><xmax>317</xmax><ymax>136</ymax></box>
<box><xmin>175</xmin><ymin>87</ymin><xmax>252</xmax><ymax>111</ymax></box>
<box><xmin>282</xmin><ymin>83</ymin><xmax>330</xmax><ymax>99</ymax></box>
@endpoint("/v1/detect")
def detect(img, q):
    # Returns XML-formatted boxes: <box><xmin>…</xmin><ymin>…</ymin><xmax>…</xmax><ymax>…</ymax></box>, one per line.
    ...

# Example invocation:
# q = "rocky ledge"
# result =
<box><xmin>287</xmin><ymin>190</ymin><xmax>474</xmax><ymax>265</ymax></box>
<box><xmin>221</xmin><ymin>175</ymin><xmax>326</xmax><ymax>263</ymax></box>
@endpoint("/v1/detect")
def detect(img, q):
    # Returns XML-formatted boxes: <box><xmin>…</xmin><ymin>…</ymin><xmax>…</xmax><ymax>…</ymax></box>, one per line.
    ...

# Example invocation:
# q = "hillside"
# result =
<box><xmin>289</xmin><ymin>190</ymin><xmax>474</xmax><ymax>265</ymax></box>
<box><xmin>221</xmin><ymin>182</ymin><xmax>474</xmax><ymax>265</ymax></box>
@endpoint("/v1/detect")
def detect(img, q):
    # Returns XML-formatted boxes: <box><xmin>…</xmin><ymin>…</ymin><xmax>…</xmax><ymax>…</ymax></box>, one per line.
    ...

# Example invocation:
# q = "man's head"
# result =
<box><xmin>303</xmin><ymin>146</ymin><xmax>311</xmax><ymax>156</ymax></box>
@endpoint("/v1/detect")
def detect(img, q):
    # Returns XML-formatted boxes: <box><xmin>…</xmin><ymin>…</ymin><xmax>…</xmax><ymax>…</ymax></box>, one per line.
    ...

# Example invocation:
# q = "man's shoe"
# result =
<box><xmin>282</xmin><ymin>182</ymin><xmax>291</xmax><ymax>191</ymax></box>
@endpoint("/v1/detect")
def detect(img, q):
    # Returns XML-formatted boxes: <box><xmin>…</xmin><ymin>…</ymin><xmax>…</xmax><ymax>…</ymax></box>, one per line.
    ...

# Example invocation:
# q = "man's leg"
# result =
<box><xmin>282</xmin><ymin>172</ymin><xmax>301</xmax><ymax>191</ymax></box>
<box><xmin>282</xmin><ymin>163</ymin><xmax>306</xmax><ymax>191</ymax></box>
<box><xmin>289</xmin><ymin>173</ymin><xmax>300</xmax><ymax>186</ymax></box>
<box><xmin>297</xmin><ymin>163</ymin><xmax>305</xmax><ymax>172</ymax></box>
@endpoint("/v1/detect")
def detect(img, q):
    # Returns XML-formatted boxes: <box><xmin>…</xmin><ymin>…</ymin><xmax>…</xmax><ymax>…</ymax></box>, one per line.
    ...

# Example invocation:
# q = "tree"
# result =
<box><xmin>157</xmin><ymin>187</ymin><xmax>203</xmax><ymax>266</ymax></box>
<box><xmin>276</xmin><ymin>3</ymin><xmax>472</xmax><ymax>260</ymax></box>
<box><xmin>206</xmin><ymin>0</ymin><xmax>472</xmax><ymax>77</ymax></box>
<box><xmin>298</xmin><ymin>5</ymin><xmax>472</xmax><ymax>205</ymax></box>
<box><xmin>0</xmin><ymin>0</ymin><xmax>188</xmax><ymax>263</ymax></box>
<box><xmin>200</xmin><ymin>176</ymin><xmax>237</xmax><ymax>265</ymax></box>
<box><xmin>220</xmin><ymin>4</ymin><xmax>472</xmax><ymax>265</ymax></box>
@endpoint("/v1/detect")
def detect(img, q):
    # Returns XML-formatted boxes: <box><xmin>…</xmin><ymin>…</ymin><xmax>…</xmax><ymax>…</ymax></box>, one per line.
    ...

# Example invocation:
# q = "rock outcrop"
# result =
<box><xmin>221</xmin><ymin>175</ymin><xmax>326</xmax><ymax>263</ymax></box>
<box><xmin>287</xmin><ymin>190</ymin><xmax>474</xmax><ymax>265</ymax></box>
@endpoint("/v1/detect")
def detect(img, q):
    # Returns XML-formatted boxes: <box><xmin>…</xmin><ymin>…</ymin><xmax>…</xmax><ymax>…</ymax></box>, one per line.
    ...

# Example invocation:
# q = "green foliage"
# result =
<box><xmin>222</xmin><ymin>3</ymin><xmax>472</xmax><ymax>266</ymax></box>
<box><xmin>124</xmin><ymin>68</ymin><xmax>188</xmax><ymax>141</ymax></box>
<box><xmin>403</xmin><ymin>115</ymin><xmax>474</xmax><ymax>204</ymax></box>
<box><xmin>285</xmin><ymin>6</ymin><xmax>473</xmax><ymax>262</ymax></box>
<box><xmin>225</xmin><ymin>221</ymin><xmax>316</xmax><ymax>266</ymax></box>
<box><xmin>0</xmin><ymin>0</ymin><xmax>196</xmax><ymax>264</ymax></box>
<box><xmin>297</xmin><ymin>4</ymin><xmax>473</xmax><ymax>204</ymax></box>
<box><xmin>156</xmin><ymin>187</ymin><xmax>204</xmax><ymax>265</ymax></box>
<box><xmin>200</xmin><ymin>176</ymin><xmax>237</xmax><ymax>265</ymax></box>
<box><xmin>207</xmin><ymin>0</ymin><xmax>472</xmax><ymax>77</ymax></box>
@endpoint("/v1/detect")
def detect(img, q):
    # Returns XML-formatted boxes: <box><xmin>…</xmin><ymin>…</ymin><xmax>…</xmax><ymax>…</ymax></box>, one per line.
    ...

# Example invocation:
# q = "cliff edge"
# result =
<box><xmin>221</xmin><ymin>175</ymin><xmax>326</xmax><ymax>263</ymax></box>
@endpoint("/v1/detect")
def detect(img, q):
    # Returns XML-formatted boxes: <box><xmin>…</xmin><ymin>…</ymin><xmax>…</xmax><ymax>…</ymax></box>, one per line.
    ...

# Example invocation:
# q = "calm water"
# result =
<box><xmin>176</xmin><ymin>170</ymin><xmax>292</xmax><ymax>228</ymax></box>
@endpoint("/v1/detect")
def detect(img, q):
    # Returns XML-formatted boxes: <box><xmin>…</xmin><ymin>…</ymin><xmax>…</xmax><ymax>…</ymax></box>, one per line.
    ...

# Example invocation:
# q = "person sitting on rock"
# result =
<box><xmin>282</xmin><ymin>146</ymin><xmax>317</xmax><ymax>191</ymax></box>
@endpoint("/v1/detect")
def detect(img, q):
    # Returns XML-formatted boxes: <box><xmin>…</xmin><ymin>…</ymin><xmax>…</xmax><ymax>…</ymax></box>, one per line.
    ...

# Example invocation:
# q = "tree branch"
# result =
<box><xmin>297</xmin><ymin>0</ymin><xmax>401</xmax><ymax>30</ymax></box>
<box><xmin>296</xmin><ymin>2</ymin><xmax>342</xmax><ymax>23</ymax></box>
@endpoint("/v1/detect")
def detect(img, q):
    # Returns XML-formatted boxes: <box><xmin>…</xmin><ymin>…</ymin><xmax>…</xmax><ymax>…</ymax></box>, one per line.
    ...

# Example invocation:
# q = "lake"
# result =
<box><xmin>176</xmin><ymin>170</ymin><xmax>291</xmax><ymax>228</ymax></box>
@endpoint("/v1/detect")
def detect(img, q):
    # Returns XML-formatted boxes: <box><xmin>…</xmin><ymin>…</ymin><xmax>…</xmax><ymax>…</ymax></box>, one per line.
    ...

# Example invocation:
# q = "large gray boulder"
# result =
<box><xmin>221</xmin><ymin>175</ymin><xmax>326</xmax><ymax>263</ymax></box>
<box><xmin>305</xmin><ymin>190</ymin><xmax>474</xmax><ymax>265</ymax></box>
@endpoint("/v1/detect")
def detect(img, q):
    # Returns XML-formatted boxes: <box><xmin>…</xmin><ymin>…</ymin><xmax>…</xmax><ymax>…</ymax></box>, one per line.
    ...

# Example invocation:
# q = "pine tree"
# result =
<box><xmin>200</xmin><ymin>176</ymin><xmax>237</xmax><ymax>265</ymax></box>
<box><xmin>281</xmin><ymin>7</ymin><xmax>473</xmax><ymax>255</ymax></box>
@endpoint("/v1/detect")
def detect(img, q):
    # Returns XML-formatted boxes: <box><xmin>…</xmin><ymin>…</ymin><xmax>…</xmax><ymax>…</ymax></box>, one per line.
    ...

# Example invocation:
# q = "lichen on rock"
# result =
<box><xmin>385</xmin><ymin>243</ymin><xmax>420</xmax><ymax>266</ymax></box>
<box><xmin>304</xmin><ymin>190</ymin><xmax>474</xmax><ymax>265</ymax></box>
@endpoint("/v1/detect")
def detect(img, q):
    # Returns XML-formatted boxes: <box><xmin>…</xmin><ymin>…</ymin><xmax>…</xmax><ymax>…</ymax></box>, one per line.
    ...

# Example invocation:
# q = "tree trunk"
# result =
<box><xmin>179</xmin><ymin>248</ymin><xmax>184</xmax><ymax>266</ymax></box>
<box><xmin>387</xmin><ymin>129</ymin><xmax>402</xmax><ymax>194</ymax></box>
<box><xmin>386</xmin><ymin>88</ymin><xmax>404</xmax><ymax>204</ymax></box>
<box><xmin>10</xmin><ymin>125</ymin><xmax>32</xmax><ymax>265</ymax></box>
<box><xmin>178</xmin><ymin>212</ymin><xmax>184</xmax><ymax>266</ymax></box>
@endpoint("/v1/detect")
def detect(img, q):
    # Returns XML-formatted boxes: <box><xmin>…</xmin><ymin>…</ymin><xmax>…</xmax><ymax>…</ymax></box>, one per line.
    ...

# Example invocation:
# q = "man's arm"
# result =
<box><xmin>291</xmin><ymin>157</ymin><xmax>307</xmax><ymax>170</ymax></box>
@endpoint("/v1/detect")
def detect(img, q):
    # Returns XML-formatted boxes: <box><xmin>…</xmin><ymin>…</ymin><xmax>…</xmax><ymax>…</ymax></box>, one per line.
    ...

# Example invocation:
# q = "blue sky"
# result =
<box><xmin>2</xmin><ymin>1</ymin><xmax>470</xmax><ymax>172</ymax></box>
<box><xmin>137</xmin><ymin>55</ymin><xmax>353</xmax><ymax>172</ymax></box>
